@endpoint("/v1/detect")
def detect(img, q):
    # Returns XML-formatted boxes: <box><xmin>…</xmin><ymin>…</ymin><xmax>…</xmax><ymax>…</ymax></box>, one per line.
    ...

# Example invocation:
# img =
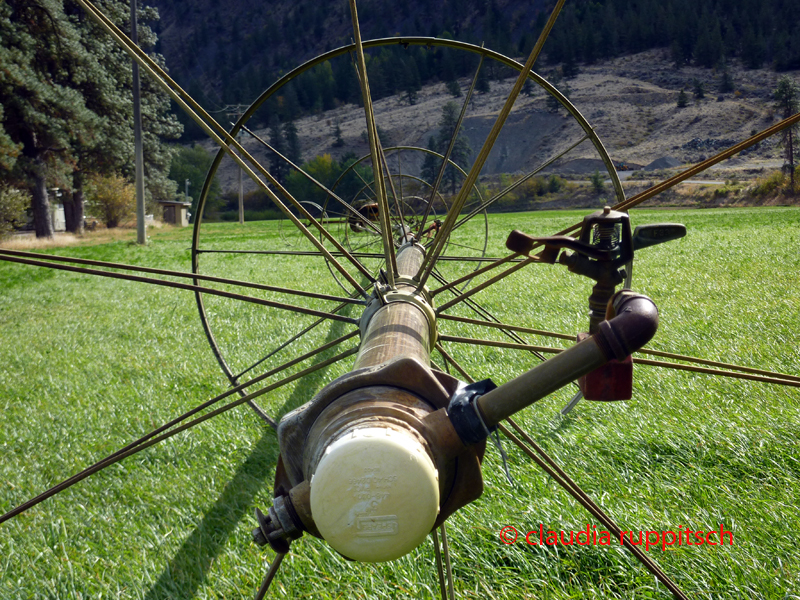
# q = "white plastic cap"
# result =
<box><xmin>310</xmin><ymin>426</ymin><xmax>439</xmax><ymax>562</ymax></box>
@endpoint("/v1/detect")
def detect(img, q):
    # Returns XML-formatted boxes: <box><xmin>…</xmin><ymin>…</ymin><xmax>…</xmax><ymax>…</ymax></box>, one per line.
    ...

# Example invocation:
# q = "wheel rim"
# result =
<box><xmin>1</xmin><ymin>8</ymin><xmax>800</xmax><ymax>596</ymax></box>
<box><xmin>191</xmin><ymin>37</ymin><xmax>625</xmax><ymax>392</ymax></box>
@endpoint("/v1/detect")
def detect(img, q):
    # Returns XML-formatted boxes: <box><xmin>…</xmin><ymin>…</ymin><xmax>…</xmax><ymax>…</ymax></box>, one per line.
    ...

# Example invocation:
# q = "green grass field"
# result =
<box><xmin>1</xmin><ymin>207</ymin><xmax>799</xmax><ymax>599</ymax></box>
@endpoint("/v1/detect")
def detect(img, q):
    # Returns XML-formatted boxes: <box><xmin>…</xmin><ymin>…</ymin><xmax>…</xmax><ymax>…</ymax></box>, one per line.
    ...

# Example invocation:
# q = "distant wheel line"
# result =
<box><xmin>191</xmin><ymin>36</ymin><xmax>625</xmax><ymax>389</ymax></box>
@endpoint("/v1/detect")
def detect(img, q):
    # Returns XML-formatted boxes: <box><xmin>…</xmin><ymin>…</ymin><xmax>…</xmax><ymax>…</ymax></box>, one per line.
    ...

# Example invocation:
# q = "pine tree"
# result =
<box><xmin>677</xmin><ymin>88</ymin><xmax>689</xmax><ymax>108</ymax></box>
<box><xmin>268</xmin><ymin>115</ymin><xmax>288</xmax><ymax>182</ymax></box>
<box><xmin>421</xmin><ymin>102</ymin><xmax>472</xmax><ymax>195</ymax></box>
<box><xmin>475</xmin><ymin>67</ymin><xmax>490</xmax><ymax>94</ymax></box>
<box><xmin>719</xmin><ymin>67</ymin><xmax>735</xmax><ymax>93</ymax></box>
<box><xmin>774</xmin><ymin>76</ymin><xmax>800</xmax><ymax>189</ymax></box>
<box><xmin>692</xmin><ymin>79</ymin><xmax>705</xmax><ymax>99</ymax></box>
<box><xmin>284</xmin><ymin>119</ymin><xmax>302</xmax><ymax>164</ymax></box>
<box><xmin>0</xmin><ymin>0</ymin><xmax>180</xmax><ymax>237</ymax></box>
<box><xmin>1</xmin><ymin>0</ymin><xmax>99</xmax><ymax>237</ymax></box>
<box><xmin>446</xmin><ymin>79</ymin><xmax>462</xmax><ymax>98</ymax></box>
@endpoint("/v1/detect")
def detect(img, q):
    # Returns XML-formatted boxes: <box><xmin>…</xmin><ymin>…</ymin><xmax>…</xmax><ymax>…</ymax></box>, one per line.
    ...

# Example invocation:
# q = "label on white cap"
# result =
<box><xmin>310</xmin><ymin>426</ymin><xmax>439</xmax><ymax>562</ymax></box>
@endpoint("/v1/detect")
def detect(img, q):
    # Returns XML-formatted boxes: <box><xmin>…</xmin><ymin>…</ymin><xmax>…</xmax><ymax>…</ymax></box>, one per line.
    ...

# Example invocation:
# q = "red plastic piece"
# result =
<box><xmin>576</xmin><ymin>332</ymin><xmax>633</xmax><ymax>401</ymax></box>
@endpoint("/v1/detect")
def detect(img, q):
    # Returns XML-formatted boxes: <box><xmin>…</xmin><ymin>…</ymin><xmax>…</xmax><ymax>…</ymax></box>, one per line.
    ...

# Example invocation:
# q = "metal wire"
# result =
<box><xmin>435</xmin><ymin>350</ymin><xmax>689</xmax><ymax>600</ymax></box>
<box><xmin>416</xmin><ymin>50</ymin><xmax>484</xmax><ymax>240</ymax></box>
<box><xmin>254</xmin><ymin>552</ymin><xmax>285</xmax><ymax>600</ymax></box>
<box><xmin>0</xmin><ymin>249</ymin><xmax>365</xmax><ymax>305</ymax></box>
<box><xmin>0</xmin><ymin>346</ymin><xmax>357</xmax><ymax>525</ymax></box>
<box><xmin>414</xmin><ymin>0</ymin><xmax>567</xmax><ymax>290</ymax></box>
<box><xmin>439</xmin><ymin>334</ymin><xmax>800</xmax><ymax>387</ymax></box>
<box><xmin>74</xmin><ymin>0</ymin><xmax>373</xmax><ymax>297</ymax></box>
<box><xmin>0</xmin><ymin>253</ymin><xmax>359</xmax><ymax>325</ymax></box>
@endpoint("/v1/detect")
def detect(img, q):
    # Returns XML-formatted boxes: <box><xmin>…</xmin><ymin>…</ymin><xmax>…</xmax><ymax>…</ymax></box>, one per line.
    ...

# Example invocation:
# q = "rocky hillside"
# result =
<box><xmin>204</xmin><ymin>48</ymin><xmax>794</xmax><ymax>195</ymax></box>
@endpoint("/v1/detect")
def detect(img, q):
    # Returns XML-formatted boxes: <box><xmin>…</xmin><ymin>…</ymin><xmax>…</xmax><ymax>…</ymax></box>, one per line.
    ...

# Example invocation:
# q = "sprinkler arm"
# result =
<box><xmin>445</xmin><ymin>291</ymin><xmax>658</xmax><ymax>443</ymax></box>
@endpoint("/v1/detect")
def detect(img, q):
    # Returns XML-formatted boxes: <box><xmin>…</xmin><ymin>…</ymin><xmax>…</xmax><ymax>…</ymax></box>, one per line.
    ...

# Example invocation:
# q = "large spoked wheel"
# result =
<box><xmin>3</xmin><ymin>8</ymin><xmax>800</xmax><ymax>599</ymax></box>
<box><xmin>191</xmin><ymin>37</ymin><xmax>624</xmax><ymax>391</ymax></box>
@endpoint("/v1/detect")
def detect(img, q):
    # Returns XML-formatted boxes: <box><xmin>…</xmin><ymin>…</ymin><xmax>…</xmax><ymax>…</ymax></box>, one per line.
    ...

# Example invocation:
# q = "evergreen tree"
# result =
<box><xmin>1</xmin><ymin>0</ymin><xmax>99</xmax><ymax>237</ymax></box>
<box><xmin>284</xmin><ymin>119</ymin><xmax>302</xmax><ymax>165</ymax></box>
<box><xmin>774</xmin><ymin>76</ymin><xmax>800</xmax><ymax>188</ymax></box>
<box><xmin>421</xmin><ymin>102</ymin><xmax>472</xmax><ymax>195</ymax></box>
<box><xmin>475</xmin><ymin>67</ymin><xmax>490</xmax><ymax>94</ymax></box>
<box><xmin>446</xmin><ymin>79</ymin><xmax>462</xmax><ymax>98</ymax></box>
<box><xmin>522</xmin><ymin>79</ymin><xmax>535</xmax><ymax>97</ymax></box>
<box><xmin>590</xmin><ymin>170</ymin><xmax>605</xmax><ymax>194</ymax></box>
<box><xmin>741</xmin><ymin>27</ymin><xmax>765</xmax><ymax>69</ymax></box>
<box><xmin>268</xmin><ymin>115</ymin><xmax>288</xmax><ymax>182</ymax></box>
<box><xmin>677</xmin><ymin>88</ymin><xmax>689</xmax><ymax>108</ymax></box>
<box><xmin>0</xmin><ymin>0</ymin><xmax>180</xmax><ymax>237</ymax></box>
<box><xmin>719</xmin><ymin>67</ymin><xmax>735</xmax><ymax>93</ymax></box>
<box><xmin>692</xmin><ymin>79</ymin><xmax>705</xmax><ymax>99</ymax></box>
<box><xmin>332</xmin><ymin>123</ymin><xmax>345</xmax><ymax>148</ymax></box>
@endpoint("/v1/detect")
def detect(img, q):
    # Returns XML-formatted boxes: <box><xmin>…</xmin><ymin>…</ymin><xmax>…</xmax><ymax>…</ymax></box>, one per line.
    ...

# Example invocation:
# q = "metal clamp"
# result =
<box><xmin>447</xmin><ymin>379</ymin><xmax>497</xmax><ymax>445</ymax></box>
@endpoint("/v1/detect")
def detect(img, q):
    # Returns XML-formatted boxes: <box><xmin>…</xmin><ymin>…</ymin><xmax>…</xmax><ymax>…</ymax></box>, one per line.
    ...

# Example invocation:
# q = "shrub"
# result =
<box><xmin>751</xmin><ymin>171</ymin><xmax>786</xmax><ymax>197</ymax></box>
<box><xmin>86</xmin><ymin>174</ymin><xmax>135</xmax><ymax>228</ymax></box>
<box><xmin>590</xmin><ymin>170</ymin><xmax>605</xmax><ymax>193</ymax></box>
<box><xmin>0</xmin><ymin>185</ymin><xmax>30</xmax><ymax>238</ymax></box>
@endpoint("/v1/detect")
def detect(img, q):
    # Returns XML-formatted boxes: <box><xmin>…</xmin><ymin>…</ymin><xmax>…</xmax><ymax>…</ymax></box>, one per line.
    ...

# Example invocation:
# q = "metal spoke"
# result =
<box><xmin>431</xmin><ymin>269</ymin><xmax>550</xmax><ymax>364</ymax></box>
<box><xmin>441</xmin><ymin>333</ymin><xmax>800</xmax><ymax>387</ymax></box>
<box><xmin>74</xmin><ymin>0</ymin><xmax>372</xmax><ymax>297</ymax></box>
<box><xmin>499</xmin><ymin>419</ymin><xmax>689</xmax><ymax>600</ymax></box>
<box><xmin>439</xmin><ymin>523</ymin><xmax>455</xmax><ymax>600</ymax></box>
<box><xmin>380</xmin><ymin>145</ymin><xmax>406</xmax><ymax>232</ymax></box>
<box><xmin>438</xmin><ymin>334</ymin><xmax>561</xmax><ymax>355</ymax></box>
<box><xmin>195</xmin><ymin>249</ymin><xmax>520</xmax><ymax>263</ymax></box>
<box><xmin>510</xmin><ymin>110</ymin><xmax>800</xmax><ymax>266</ymax></box>
<box><xmin>0</xmin><ymin>347</ymin><xmax>358</xmax><ymax>525</ymax></box>
<box><xmin>0</xmin><ymin>253</ymin><xmax>359</xmax><ymax>325</ymax></box>
<box><xmin>431</xmin><ymin>527</ymin><xmax>447</xmax><ymax>600</ymax></box>
<box><xmin>438</xmin><ymin>314</ymin><xmax>575</xmax><ymax>341</ymax></box>
<box><xmin>0</xmin><ymin>249</ymin><xmax>365</xmax><ymax>306</ymax></box>
<box><xmin>431</xmin><ymin>253</ymin><xmax>522</xmax><ymax>298</ymax></box>
<box><xmin>437</xmin><ymin>326</ymin><xmax>692</xmax><ymax>600</ymax></box>
<box><xmin>254</xmin><ymin>552</ymin><xmax>286</xmax><ymax>600</ymax></box>
<box><xmin>348</xmin><ymin>0</ymin><xmax>397</xmax><ymax>285</ymax></box>
<box><xmin>634</xmin><ymin>357</ymin><xmax>800</xmax><ymax>387</ymax></box>
<box><xmin>616</xmin><ymin>110</ymin><xmax>800</xmax><ymax>213</ymax></box>
<box><xmin>414</xmin><ymin>0</ymin><xmax>567</xmax><ymax>290</ymax></box>
<box><xmin>234</xmin><ymin>317</ymin><xmax>360</xmax><ymax>382</ymax></box>
<box><xmin>451</xmin><ymin>135</ymin><xmax>590</xmax><ymax>234</ymax></box>
<box><xmin>416</xmin><ymin>49</ymin><xmax>485</xmax><ymax>239</ymax></box>
<box><xmin>442</xmin><ymin>240</ymin><xmax>489</xmax><ymax>254</ymax></box>
<box><xmin>239</xmin><ymin>123</ymin><xmax>383</xmax><ymax>238</ymax></box>
<box><xmin>436</xmin><ymin>257</ymin><xmax>538</xmax><ymax>312</ymax></box>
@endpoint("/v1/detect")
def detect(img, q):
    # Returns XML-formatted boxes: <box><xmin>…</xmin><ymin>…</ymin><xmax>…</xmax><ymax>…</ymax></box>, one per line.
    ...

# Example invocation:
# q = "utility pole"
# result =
<box><xmin>131</xmin><ymin>0</ymin><xmax>146</xmax><ymax>245</ymax></box>
<box><xmin>226</xmin><ymin>105</ymin><xmax>248</xmax><ymax>225</ymax></box>
<box><xmin>185</xmin><ymin>179</ymin><xmax>190</xmax><ymax>202</ymax></box>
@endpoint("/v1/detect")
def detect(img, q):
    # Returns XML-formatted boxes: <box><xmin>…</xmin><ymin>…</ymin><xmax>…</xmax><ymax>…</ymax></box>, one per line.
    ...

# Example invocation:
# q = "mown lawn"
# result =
<box><xmin>1</xmin><ymin>207</ymin><xmax>799</xmax><ymax>599</ymax></box>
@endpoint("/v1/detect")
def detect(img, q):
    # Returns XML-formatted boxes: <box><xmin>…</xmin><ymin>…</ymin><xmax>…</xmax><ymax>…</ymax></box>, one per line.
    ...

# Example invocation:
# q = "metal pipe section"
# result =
<box><xmin>476</xmin><ymin>292</ymin><xmax>658</xmax><ymax>427</ymax></box>
<box><xmin>353</xmin><ymin>244</ymin><xmax>431</xmax><ymax>369</ymax></box>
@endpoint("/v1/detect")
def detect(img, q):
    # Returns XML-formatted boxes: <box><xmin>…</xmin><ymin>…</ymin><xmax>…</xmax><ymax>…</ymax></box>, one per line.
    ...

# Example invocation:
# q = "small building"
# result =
<box><xmin>159</xmin><ymin>200</ymin><xmax>191</xmax><ymax>227</ymax></box>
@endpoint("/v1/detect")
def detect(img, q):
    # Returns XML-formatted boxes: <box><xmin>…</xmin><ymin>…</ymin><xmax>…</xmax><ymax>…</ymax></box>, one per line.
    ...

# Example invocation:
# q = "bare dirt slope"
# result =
<box><xmin>207</xmin><ymin>50</ymin><xmax>797</xmax><ymax>194</ymax></box>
